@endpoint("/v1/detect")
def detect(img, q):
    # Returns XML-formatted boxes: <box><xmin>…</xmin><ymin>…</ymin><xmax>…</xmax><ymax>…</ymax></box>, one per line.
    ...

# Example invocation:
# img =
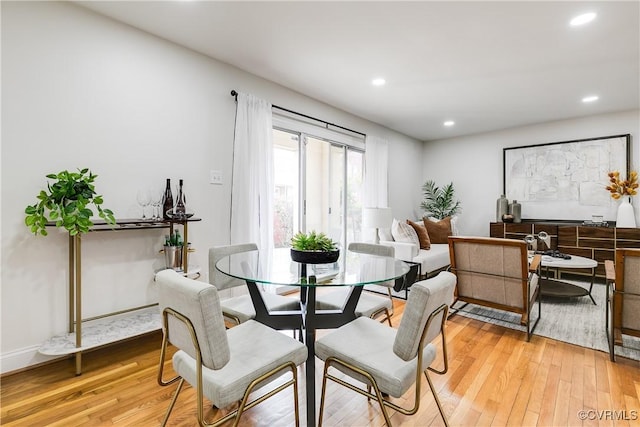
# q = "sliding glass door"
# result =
<box><xmin>273</xmin><ymin>129</ymin><xmax>363</xmax><ymax>251</ymax></box>
<box><xmin>273</xmin><ymin>129</ymin><xmax>300</xmax><ymax>248</ymax></box>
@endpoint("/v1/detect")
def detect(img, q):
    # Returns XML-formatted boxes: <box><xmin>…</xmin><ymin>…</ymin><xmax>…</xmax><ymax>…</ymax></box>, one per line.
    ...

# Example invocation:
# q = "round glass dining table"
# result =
<box><xmin>216</xmin><ymin>248</ymin><xmax>409</xmax><ymax>426</ymax></box>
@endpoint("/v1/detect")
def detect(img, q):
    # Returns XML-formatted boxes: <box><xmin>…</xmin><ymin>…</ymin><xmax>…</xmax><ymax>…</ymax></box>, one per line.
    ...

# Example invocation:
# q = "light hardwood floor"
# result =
<box><xmin>2</xmin><ymin>298</ymin><xmax>639</xmax><ymax>426</ymax></box>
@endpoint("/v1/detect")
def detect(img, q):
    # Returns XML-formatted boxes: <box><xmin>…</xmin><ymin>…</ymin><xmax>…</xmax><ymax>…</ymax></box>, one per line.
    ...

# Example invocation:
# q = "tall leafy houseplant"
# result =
<box><xmin>420</xmin><ymin>180</ymin><xmax>461</xmax><ymax>219</ymax></box>
<box><xmin>25</xmin><ymin>169</ymin><xmax>116</xmax><ymax>236</ymax></box>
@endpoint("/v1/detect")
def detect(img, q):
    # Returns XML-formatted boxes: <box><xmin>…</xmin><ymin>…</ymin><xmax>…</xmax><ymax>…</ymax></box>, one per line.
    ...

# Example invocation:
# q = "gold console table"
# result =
<box><xmin>39</xmin><ymin>217</ymin><xmax>201</xmax><ymax>375</ymax></box>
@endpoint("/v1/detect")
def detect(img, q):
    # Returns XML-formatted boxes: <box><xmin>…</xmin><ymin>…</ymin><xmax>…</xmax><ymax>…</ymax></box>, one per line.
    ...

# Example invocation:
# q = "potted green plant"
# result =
<box><xmin>24</xmin><ymin>168</ymin><xmax>116</xmax><ymax>236</ymax></box>
<box><xmin>290</xmin><ymin>231</ymin><xmax>339</xmax><ymax>264</ymax></box>
<box><xmin>420</xmin><ymin>180</ymin><xmax>462</xmax><ymax>219</ymax></box>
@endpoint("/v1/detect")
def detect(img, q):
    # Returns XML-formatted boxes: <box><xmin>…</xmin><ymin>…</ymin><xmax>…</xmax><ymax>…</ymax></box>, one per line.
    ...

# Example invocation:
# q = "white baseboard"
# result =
<box><xmin>1</xmin><ymin>345</ymin><xmax>64</xmax><ymax>375</ymax></box>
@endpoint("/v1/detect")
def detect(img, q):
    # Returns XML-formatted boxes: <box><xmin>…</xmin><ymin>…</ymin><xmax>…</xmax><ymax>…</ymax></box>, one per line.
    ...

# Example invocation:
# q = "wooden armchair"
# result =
<box><xmin>448</xmin><ymin>236</ymin><xmax>542</xmax><ymax>341</ymax></box>
<box><xmin>605</xmin><ymin>248</ymin><xmax>640</xmax><ymax>361</ymax></box>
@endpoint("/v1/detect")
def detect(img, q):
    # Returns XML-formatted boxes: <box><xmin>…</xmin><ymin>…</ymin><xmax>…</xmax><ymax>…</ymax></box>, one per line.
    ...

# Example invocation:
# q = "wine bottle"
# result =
<box><xmin>175</xmin><ymin>179</ymin><xmax>186</xmax><ymax>217</ymax></box>
<box><xmin>162</xmin><ymin>179</ymin><xmax>173</xmax><ymax>220</ymax></box>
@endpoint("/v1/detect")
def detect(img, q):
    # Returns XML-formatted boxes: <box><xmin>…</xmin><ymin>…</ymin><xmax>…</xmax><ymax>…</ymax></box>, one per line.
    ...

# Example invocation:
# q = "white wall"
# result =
<box><xmin>422</xmin><ymin>110</ymin><xmax>640</xmax><ymax>237</ymax></box>
<box><xmin>0</xmin><ymin>1</ymin><xmax>423</xmax><ymax>373</ymax></box>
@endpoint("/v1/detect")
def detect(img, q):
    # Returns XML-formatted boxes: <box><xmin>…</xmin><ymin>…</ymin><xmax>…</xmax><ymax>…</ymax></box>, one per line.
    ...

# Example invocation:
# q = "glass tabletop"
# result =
<box><xmin>215</xmin><ymin>248</ymin><xmax>410</xmax><ymax>287</ymax></box>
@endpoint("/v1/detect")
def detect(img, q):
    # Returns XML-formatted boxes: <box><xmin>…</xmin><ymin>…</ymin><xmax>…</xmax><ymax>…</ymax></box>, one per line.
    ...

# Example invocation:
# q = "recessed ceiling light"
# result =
<box><xmin>444</xmin><ymin>120</ymin><xmax>455</xmax><ymax>127</ymax></box>
<box><xmin>371</xmin><ymin>77</ymin><xmax>386</xmax><ymax>86</ymax></box>
<box><xmin>570</xmin><ymin>12</ymin><xmax>596</xmax><ymax>26</ymax></box>
<box><xmin>582</xmin><ymin>95</ymin><xmax>599</xmax><ymax>103</ymax></box>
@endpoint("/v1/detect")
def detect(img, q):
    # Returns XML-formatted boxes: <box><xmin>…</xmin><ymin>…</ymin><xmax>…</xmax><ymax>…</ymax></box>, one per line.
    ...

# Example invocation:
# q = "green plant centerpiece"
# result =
<box><xmin>290</xmin><ymin>231</ymin><xmax>339</xmax><ymax>264</ymax></box>
<box><xmin>420</xmin><ymin>180</ymin><xmax>462</xmax><ymax>219</ymax></box>
<box><xmin>25</xmin><ymin>168</ymin><xmax>116</xmax><ymax>236</ymax></box>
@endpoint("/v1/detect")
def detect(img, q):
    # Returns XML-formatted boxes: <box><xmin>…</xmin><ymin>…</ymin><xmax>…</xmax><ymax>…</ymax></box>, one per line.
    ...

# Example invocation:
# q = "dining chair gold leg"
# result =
<box><xmin>292</xmin><ymin>366</ymin><xmax>300</xmax><ymax>427</ymax></box>
<box><xmin>161</xmin><ymin>377</ymin><xmax>184</xmax><ymax>427</ymax></box>
<box><xmin>425</xmin><ymin>371</ymin><xmax>450</xmax><ymax>427</ymax></box>
<box><xmin>370</xmin><ymin>380</ymin><xmax>393</xmax><ymax>426</ymax></box>
<box><xmin>318</xmin><ymin>362</ymin><xmax>331</xmax><ymax>427</ymax></box>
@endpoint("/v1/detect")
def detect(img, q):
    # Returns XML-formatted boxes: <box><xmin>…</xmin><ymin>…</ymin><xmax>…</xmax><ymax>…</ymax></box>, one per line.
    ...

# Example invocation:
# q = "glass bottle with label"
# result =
<box><xmin>162</xmin><ymin>179</ymin><xmax>173</xmax><ymax>220</ymax></box>
<box><xmin>175</xmin><ymin>179</ymin><xmax>186</xmax><ymax>217</ymax></box>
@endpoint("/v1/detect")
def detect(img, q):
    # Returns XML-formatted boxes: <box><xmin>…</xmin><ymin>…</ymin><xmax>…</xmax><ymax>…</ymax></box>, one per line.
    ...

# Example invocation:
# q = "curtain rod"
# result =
<box><xmin>230</xmin><ymin>90</ymin><xmax>366</xmax><ymax>138</ymax></box>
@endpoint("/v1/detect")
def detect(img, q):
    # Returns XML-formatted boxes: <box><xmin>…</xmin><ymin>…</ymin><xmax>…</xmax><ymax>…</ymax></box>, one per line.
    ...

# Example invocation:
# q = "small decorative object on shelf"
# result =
<box><xmin>537</xmin><ymin>231</ymin><xmax>550</xmax><ymax>249</ymax></box>
<box><xmin>581</xmin><ymin>221</ymin><xmax>610</xmax><ymax>227</ymax></box>
<box><xmin>582</xmin><ymin>215</ymin><xmax>609</xmax><ymax>227</ymax></box>
<box><xmin>524</xmin><ymin>234</ymin><xmax>536</xmax><ymax>255</ymax></box>
<box><xmin>606</xmin><ymin>170</ymin><xmax>638</xmax><ymax>228</ymax></box>
<box><xmin>162</xmin><ymin>230</ymin><xmax>192</xmax><ymax>270</ymax></box>
<box><xmin>175</xmin><ymin>179</ymin><xmax>186</xmax><ymax>216</ymax></box>
<box><xmin>535</xmin><ymin>249</ymin><xmax>571</xmax><ymax>260</ymax></box>
<box><xmin>162</xmin><ymin>178</ymin><xmax>173</xmax><ymax>220</ymax></box>
<box><xmin>509</xmin><ymin>200</ymin><xmax>522</xmax><ymax>223</ymax></box>
<box><xmin>166</xmin><ymin>179</ymin><xmax>194</xmax><ymax>220</ymax></box>
<box><xmin>496</xmin><ymin>194</ymin><xmax>508</xmax><ymax>222</ymax></box>
<box><xmin>290</xmin><ymin>231</ymin><xmax>339</xmax><ymax>264</ymax></box>
<box><xmin>616</xmin><ymin>197</ymin><xmax>636</xmax><ymax>228</ymax></box>
<box><xmin>502</xmin><ymin>213</ymin><xmax>514</xmax><ymax>223</ymax></box>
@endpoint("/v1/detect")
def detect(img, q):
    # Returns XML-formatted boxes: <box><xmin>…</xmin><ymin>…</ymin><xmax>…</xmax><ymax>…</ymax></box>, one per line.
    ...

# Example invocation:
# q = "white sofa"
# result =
<box><xmin>379</xmin><ymin>217</ymin><xmax>457</xmax><ymax>278</ymax></box>
<box><xmin>380</xmin><ymin>240</ymin><xmax>451</xmax><ymax>278</ymax></box>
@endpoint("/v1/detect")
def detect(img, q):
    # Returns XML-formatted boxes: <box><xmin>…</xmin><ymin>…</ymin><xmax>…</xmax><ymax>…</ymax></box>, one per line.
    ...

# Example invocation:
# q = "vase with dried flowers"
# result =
<box><xmin>606</xmin><ymin>170</ymin><xmax>638</xmax><ymax>228</ymax></box>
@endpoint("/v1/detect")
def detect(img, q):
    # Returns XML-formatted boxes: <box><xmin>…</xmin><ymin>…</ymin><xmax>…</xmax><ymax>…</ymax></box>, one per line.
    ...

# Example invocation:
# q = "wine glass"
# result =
<box><xmin>136</xmin><ymin>189</ymin><xmax>151</xmax><ymax>220</ymax></box>
<box><xmin>150</xmin><ymin>187</ymin><xmax>163</xmax><ymax>220</ymax></box>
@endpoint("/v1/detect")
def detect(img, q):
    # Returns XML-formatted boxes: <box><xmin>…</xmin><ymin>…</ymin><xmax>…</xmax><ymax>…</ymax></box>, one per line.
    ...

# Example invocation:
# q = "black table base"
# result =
<box><xmin>245</xmin><ymin>280</ymin><xmax>363</xmax><ymax>426</ymax></box>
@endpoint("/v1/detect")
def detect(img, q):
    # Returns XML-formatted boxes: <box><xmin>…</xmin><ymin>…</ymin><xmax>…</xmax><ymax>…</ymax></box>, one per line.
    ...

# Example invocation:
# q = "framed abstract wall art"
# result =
<box><xmin>503</xmin><ymin>134</ymin><xmax>630</xmax><ymax>221</ymax></box>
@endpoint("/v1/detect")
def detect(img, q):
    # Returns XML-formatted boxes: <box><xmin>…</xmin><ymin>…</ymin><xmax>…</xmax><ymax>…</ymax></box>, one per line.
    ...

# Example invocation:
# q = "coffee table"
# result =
<box><xmin>538</xmin><ymin>254</ymin><xmax>597</xmax><ymax>304</ymax></box>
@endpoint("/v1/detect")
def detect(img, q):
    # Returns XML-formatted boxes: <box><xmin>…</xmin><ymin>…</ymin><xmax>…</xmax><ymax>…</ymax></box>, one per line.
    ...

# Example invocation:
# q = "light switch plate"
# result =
<box><xmin>210</xmin><ymin>170</ymin><xmax>223</xmax><ymax>185</ymax></box>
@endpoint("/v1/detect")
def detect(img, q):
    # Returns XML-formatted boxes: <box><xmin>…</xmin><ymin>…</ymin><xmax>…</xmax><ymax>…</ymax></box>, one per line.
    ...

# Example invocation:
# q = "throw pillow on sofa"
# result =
<box><xmin>391</xmin><ymin>218</ymin><xmax>419</xmax><ymax>245</ymax></box>
<box><xmin>378</xmin><ymin>227</ymin><xmax>393</xmax><ymax>242</ymax></box>
<box><xmin>406</xmin><ymin>219</ymin><xmax>431</xmax><ymax>249</ymax></box>
<box><xmin>423</xmin><ymin>216</ymin><xmax>452</xmax><ymax>244</ymax></box>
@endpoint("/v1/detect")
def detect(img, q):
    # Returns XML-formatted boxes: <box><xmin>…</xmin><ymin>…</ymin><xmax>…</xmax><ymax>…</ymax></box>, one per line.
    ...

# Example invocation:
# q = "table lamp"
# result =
<box><xmin>363</xmin><ymin>207</ymin><xmax>392</xmax><ymax>244</ymax></box>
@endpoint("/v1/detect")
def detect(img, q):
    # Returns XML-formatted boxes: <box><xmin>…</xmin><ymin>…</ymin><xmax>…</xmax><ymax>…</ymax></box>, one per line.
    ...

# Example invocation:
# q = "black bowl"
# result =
<box><xmin>290</xmin><ymin>248</ymin><xmax>340</xmax><ymax>264</ymax></box>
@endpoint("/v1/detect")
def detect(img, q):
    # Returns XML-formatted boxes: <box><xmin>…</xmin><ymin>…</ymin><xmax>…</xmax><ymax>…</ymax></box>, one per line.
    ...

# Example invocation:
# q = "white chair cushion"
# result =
<box><xmin>315</xmin><ymin>317</ymin><xmax>436</xmax><ymax>398</ymax></box>
<box><xmin>173</xmin><ymin>319</ymin><xmax>307</xmax><ymax>408</ymax></box>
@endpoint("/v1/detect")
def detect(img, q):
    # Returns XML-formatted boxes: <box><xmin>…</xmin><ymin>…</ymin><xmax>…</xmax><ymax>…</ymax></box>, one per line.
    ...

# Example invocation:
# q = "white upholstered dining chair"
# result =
<box><xmin>209</xmin><ymin>243</ymin><xmax>300</xmax><ymax>326</ymax></box>
<box><xmin>315</xmin><ymin>271</ymin><xmax>456</xmax><ymax>427</ymax></box>
<box><xmin>315</xmin><ymin>242</ymin><xmax>397</xmax><ymax>325</ymax></box>
<box><xmin>155</xmin><ymin>269</ymin><xmax>307</xmax><ymax>426</ymax></box>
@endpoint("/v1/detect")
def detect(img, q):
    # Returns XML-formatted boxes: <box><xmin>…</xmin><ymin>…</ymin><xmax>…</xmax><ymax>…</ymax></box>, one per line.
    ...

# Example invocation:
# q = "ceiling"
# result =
<box><xmin>76</xmin><ymin>1</ymin><xmax>640</xmax><ymax>141</ymax></box>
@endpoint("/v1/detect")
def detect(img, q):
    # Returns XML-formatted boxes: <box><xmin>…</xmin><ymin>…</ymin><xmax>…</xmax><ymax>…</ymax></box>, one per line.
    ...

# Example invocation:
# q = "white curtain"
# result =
<box><xmin>363</xmin><ymin>135</ymin><xmax>390</xmax><ymax>242</ymax></box>
<box><xmin>230</xmin><ymin>92</ymin><xmax>274</xmax><ymax>266</ymax></box>
<box><xmin>363</xmin><ymin>135</ymin><xmax>389</xmax><ymax>208</ymax></box>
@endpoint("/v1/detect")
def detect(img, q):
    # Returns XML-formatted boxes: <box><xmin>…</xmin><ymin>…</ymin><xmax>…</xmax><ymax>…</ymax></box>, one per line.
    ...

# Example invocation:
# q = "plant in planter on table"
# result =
<box><xmin>290</xmin><ymin>231</ymin><xmax>339</xmax><ymax>264</ymax></box>
<box><xmin>24</xmin><ymin>168</ymin><xmax>116</xmax><ymax>236</ymax></box>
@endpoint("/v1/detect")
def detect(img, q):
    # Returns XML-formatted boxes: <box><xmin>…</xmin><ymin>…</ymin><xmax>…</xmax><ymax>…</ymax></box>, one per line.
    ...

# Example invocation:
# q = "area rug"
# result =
<box><xmin>452</xmin><ymin>280</ymin><xmax>640</xmax><ymax>362</ymax></box>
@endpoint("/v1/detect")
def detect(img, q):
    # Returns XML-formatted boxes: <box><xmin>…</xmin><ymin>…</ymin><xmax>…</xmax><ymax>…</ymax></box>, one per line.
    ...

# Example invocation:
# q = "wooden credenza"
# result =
<box><xmin>490</xmin><ymin>221</ymin><xmax>640</xmax><ymax>279</ymax></box>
